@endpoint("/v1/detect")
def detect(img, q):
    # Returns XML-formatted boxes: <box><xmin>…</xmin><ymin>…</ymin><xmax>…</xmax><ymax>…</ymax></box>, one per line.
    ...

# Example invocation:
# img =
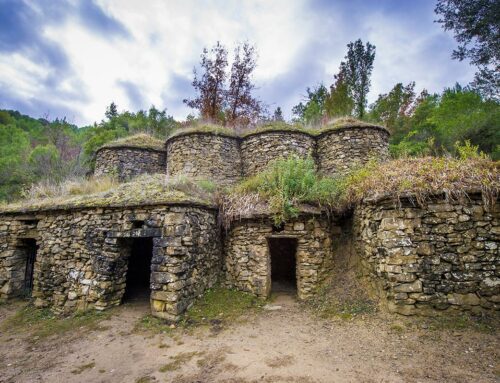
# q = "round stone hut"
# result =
<box><xmin>165</xmin><ymin>127</ymin><xmax>242</xmax><ymax>185</ymax></box>
<box><xmin>316</xmin><ymin>121</ymin><xmax>390</xmax><ymax>176</ymax></box>
<box><xmin>94</xmin><ymin>134</ymin><xmax>166</xmax><ymax>181</ymax></box>
<box><xmin>240</xmin><ymin>126</ymin><xmax>315</xmax><ymax>177</ymax></box>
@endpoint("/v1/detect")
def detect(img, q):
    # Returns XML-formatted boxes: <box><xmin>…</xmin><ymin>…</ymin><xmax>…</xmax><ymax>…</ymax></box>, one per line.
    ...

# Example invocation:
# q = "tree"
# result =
<box><xmin>226</xmin><ymin>42</ymin><xmax>262</xmax><ymax>126</ymax></box>
<box><xmin>105</xmin><ymin>102</ymin><xmax>118</xmax><ymax>120</ymax></box>
<box><xmin>339</xmin><ymin>39</ymin><xmax>376</xmax><ymax>118</ymax></box>
<box><xmin>273</xmin><ymin>107</ymin><xmax>284</xmax><ymax>121</ymax></box>
<box><xmin>435</xmin><ymin>0</ymin><xmax>500</xmax><ymax>100</ymax></box>
<box><xmin>368</xmin><ymin>82</ymin><xmax>417</xmax><ymax>133</ymax></box>
<box><xmin>292</xmin><ymin>84</ymin><xmax>329</xmax><ymax>125</ymax></box>
<box><xmin>325</xmin><ymin>71</ymin><xmax>354</xmax><ymax>118</ymax></box>
<box><xmin>184</xmin><ymin>41</ymin><xmax>228</xmax><ymax>123</ymax></box>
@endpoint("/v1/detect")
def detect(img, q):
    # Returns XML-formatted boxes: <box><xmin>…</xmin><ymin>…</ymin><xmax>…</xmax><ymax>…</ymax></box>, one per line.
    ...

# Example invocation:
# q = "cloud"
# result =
<box><xmin>77</xmin><ymin>0</ymin><xmax>130</xmax><ymax>39</ymax></box>
<box><xmin>0</xmin><ymin>0</ymin><xmax>476</xmax><ymax>125</ymax></box>
<box><xmin>117</xmin><ymin>80</ymin><xmax>144</xmax><ymax>109</ymax></box>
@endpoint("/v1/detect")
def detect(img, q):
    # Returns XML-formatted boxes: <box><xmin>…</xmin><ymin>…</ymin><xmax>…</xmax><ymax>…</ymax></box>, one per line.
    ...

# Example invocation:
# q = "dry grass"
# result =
<box><xmin>169</xmin><ymin>118</ymin><xmax>386</xmax><ymax>141</ymax></box>
<box><xmin>341</xmin><ymin>156</ymin><xmax>499</xmax><ymax>210</ymax></box>
<box><xmin>100</xmin><ymin>133</ymin><xmax>165</xmax><ymax>151</ymax></box>
<box><xmin>22</xmin><ymin>176</ymin><xmax>118</xmax><ymax>200</ymax></box>
<box><xmin>169</xmin><ymin>123</ymin><xmax>237</xmax><ymax>139</ymax></box>
<box><xmin>221</xmin><ymin>156</ymin><xmax>499</xmax><ymax>227</ymax></box>
<box><xmin>1</xmin><ymin>174</ymin><xmax>217</xmax><ymax>213</ymax></box>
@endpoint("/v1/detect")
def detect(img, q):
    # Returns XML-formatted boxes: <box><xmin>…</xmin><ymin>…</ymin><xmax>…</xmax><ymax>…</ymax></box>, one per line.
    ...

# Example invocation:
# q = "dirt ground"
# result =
<box><xmin>0</xmin><ymin>294</ymin><xmax>498</xmax><ymax>383</ymax></box>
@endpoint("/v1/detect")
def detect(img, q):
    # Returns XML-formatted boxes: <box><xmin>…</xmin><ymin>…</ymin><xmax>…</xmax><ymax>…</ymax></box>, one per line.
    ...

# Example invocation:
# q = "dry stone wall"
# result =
<box><xmin>317</xmin><ymin>126</ymin><xmax>390</xmax><ymax>176</ymax></box>
<box><xmin>240</xmin><ymin>131</ymin><xmax>315</xmax><ymax>177</ymax></box>
<box><xmin>0</xmin><ymin>204</ymin><xmax>221</xmax><ymax>321</ymax></box>
<box><xmin>94</xmin><ymin>147</ymin><xmax>166</xmax><ymax>181</ymax></box>
<box><xmin>354</xmin><ymin>194</ymin><xmax>499</xmax><ymax>315</ymax></box>
<box><xmin>166</xmin><ymin>133</ymin><xmax>241</xmax><ymax>185</ymax></box>
<box><xmin>224</xmin><ymin>216</ymin><xmax>335</xmax><ymax>299</ymax></box>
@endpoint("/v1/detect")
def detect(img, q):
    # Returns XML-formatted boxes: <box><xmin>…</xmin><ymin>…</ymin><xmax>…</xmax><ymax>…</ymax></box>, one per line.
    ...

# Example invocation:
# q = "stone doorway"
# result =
<box><xmin>22</xmin><ymin>239</ymin><xmax>37</xmax><ymax>296</ymax></box>
<box><xmin>123</xmin><ymin>237</ymin><xmax>153</xmax><ymax>303</ymax></box>
<box><xmin>268</xmin><ymin>237</ymin><xmax>298</xmax><ymax>294</ymax></box>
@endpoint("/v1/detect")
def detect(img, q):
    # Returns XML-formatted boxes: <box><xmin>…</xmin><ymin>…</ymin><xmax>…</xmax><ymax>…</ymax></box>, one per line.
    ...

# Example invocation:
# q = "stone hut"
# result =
<box><xmin>1</xmin><ymin>121</ymin><xmax>498</xmax><ymax>320</ymax></box>
<box><xmin>94</xmin><ymin>134</ymin><xmax>166</xmax><ymax>181</ymax></box>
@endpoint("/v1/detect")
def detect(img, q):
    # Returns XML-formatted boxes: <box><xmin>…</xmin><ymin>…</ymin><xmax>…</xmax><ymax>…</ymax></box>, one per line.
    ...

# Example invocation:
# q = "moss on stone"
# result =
<box><xmin>0</xmin><ymin>174</ymin><xmax>217</xmax><ymax>213</ymax></box>
<box><xmin>99</xmin><ymin>134</ymin><xmax>165</xmax><ymax>151</ymax></box>
<box><xmin>241</xmin><ymin>122</ymin><xmax>314</xmax><ymax>137</ymax></box>
<box><xmin>168</xmin><ymin>124</ymin><xmax>237</xmax><ymax>140</ymax></box>
<box><xmin>315</xmin><ymin>117</ymin><xmax>389</xmax><ymax>136</ymax></box>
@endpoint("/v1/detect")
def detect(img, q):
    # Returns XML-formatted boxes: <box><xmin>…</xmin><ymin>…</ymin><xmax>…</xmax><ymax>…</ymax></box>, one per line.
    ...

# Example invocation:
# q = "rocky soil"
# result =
<box><xmin>0</xmin><ymin>295</ymin><xmax>498</xmax><ymax>383</ymax></box>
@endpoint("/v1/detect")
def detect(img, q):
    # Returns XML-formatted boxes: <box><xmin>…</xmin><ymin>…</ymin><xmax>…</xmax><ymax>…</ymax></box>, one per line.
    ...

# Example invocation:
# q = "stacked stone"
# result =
<box><xmin>317</xmin><ymin>126</ymin><xmax>390</xmax><ymax>176</ymax></box>
<box><xmin>240</xmin><ymin>131</ymin><xmax>315</xmax><ymax>177</ymax></box>
<box><xmin>94</xmin><ymin>147</ymin><xmax>166</xmax><ymax>181</ymax></box>
<box><xmin>224</xmin><ymin>216</ymin><xmax>334</xmax><ymax>299</ymax></box>
<box><xmin>354</xmin><ymin>194</ymin><xmax>500</xmax><ymax>315</ymax></box>
<box><xmin>0</xmin><ymin>204</ymin><xmax>221</xmax><ymax>321</ymax></box>
<box><xmin>165</xmin><ymin>133</ymin><xmax>242</xmax><ymax>185</ymax></box>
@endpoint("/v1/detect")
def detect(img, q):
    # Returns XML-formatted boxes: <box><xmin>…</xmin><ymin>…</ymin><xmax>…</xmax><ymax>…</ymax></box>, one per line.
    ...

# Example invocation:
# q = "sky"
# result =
<box><xmin>0</xmin><ymin>0</ymin><xmax>476</xmax><ymax>126</ymax></box>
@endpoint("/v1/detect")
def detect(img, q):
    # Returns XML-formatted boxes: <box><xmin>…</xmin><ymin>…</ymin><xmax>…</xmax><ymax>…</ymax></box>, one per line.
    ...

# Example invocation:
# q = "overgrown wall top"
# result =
<box><xmin>240</xmin><ymin>131</ymin><xmax>315</xmax><ymax>177</ymax></box>
<box><xmin>317</xmin><ymin>126</ymin><xmax>390</xmax><ymax>176</ymax></box>
<box><xmin>354</xmin><ymin>194</ymin><xmax>499</xmax><ymax>315</ymax></box>
<box><xmin>165</xmin><ymin>133</ymin><xmax>242</xmax><ymax>185</ymax></box>
<box><xmin>94</xmin><ymin>147</ymin><xmax>166</xmax><ymax>181</ymax></box>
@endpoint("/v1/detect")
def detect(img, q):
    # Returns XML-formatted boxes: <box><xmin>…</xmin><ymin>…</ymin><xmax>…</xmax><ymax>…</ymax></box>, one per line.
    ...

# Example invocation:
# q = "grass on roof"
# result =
<box><xmin>220</xmin><ymin>153</ymin><xmax>499</xmax><ymax>227</ymax></box>
<box><xmin>0</xmin><ymin>174</ymin><xmax>217</xmax><ymax>213</ymax></box>
<box><xmin>100</xmin><ymin>133</ymin><xmax>165</xmax><ymax>151</ymax></box>
<box><xmin>168</xmin><ymin>123</ymin><xmax>237</xmax><ymax>140</ymax></box>
<box><xmin>167</xmin><ymin>117</ymin><xmax>387</xmax><ymax>141</ymax></box>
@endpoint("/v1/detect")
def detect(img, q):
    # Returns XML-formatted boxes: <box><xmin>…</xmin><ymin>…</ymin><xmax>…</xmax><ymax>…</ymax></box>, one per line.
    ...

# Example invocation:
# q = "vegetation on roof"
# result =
<box><xmin>240</xmin><ymin>121</ymin><xmax>315</xmax><ymax>137</ymax></box>
<box><xmin>221</xmin><ymin>143</ymin><xmax>499</xmax><ymax>227</ymax></box>
<box><xmin>167</xmin><ymin>118</ymin><xmax>387</xmax><ymax>142</ymax></box>
<box><xmin>315</xmin><ymin>117</ymin><xmax>389</xmax><ymax>135</ymax></box>
<box><xmin>99</xmin><ymin>133</ymin><xmax>165</xmax><ymax>151</ymax></box>
<box><xmin>0</xmin><ymin>174</ymin><xmax>216</xmax><ymax>213</ymax></box>
<box><xmin>168</xmin><ymin>123</ymin><xmax>237</xmax><ymax>140</ymax></box>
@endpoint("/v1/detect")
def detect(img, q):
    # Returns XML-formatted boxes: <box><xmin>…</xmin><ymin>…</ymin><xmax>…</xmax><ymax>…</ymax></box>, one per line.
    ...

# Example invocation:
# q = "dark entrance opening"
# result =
<box><xmin>22</xmin><ymin>239</ymin><xmax>37</xmax><ymax>296</ymax></box>
<box><xmin>268</xmin><ymin>237</ymin><xmax>297</xmax><ymax>294</ymax></box>
<box><xmin>123</xmin><ymin>237</ymin><xmax>153</xmax><ymax>302</ymax></box>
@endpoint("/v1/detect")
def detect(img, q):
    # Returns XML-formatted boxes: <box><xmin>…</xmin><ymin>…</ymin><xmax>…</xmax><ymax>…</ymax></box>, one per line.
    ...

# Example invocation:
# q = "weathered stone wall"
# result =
<box><xmin>166</xmin><ymin>133</ymin><xmax>241</xmax><ymax>185</ymax></box>
<box><xmin>240</xmin><ymin>131</ymin><xmax>315</xmax><ymax>177</ymax></box>
<box><xmin>317</xmin><ymin>126</ymin><xmax>390</xmax><ymax>176</ymax></box>
<box><xmin>0</xmin><ymin>204</ymin><xmax>221</xmax><ymax>321</ymax></box>
<box><xmin>354</xmin><ymin>194</ymin><xmax>499</xmax><ymax>315</ymax></box>
<box><xmin>224</xmin><ymin>216</ymin><xmax>335</xmax><ymax>299</ymax></box>
<box><xmin>94</xmin><ymin>147</ymin><xmax>166</xmax><ymax>181</ymax></box>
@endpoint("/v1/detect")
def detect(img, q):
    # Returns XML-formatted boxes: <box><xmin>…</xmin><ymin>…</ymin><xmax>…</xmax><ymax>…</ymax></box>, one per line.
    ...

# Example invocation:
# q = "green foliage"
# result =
<box><xmin>454</xmin><ymin>140</ymin><xmax>488</xmax><ymax>160</ymax></box>
<box><xmin>292</xmin><ymin>84</ymin><xmax>329</xmax><ymax>125</ymax></box>
<box><xmin>381</xmin><ymin>86</ymin><xmax>500</xmax><ymax>159</ymax></box>
<box><xmin>236</xmin><ymin>155</ymin><xmax>342</xmax><ymax>224</ymax></box>
<box><xmin>185</xmin><ymin>286</ymin><xmax>262</xmax><ymax>324</ymax></box>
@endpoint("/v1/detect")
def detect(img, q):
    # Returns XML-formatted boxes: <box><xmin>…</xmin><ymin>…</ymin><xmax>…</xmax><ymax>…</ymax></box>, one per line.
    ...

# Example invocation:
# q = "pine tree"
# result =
<box><xmin>339</xmin><ymin>39</ymin><xmax>376</xmax><ymax>119</ymax></box>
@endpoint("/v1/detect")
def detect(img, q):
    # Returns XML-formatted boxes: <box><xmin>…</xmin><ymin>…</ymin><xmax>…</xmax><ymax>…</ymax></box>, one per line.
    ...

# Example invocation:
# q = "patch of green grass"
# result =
<box><xmin>135</xmin><ymin>376</ymin><xmax>156</xmax><ymax>383</ymax></box>
<box><xmin>1</xmin><ymin>304</ymin><xmax>112</xmax><ymax>341</ymax></box>
<box><xmin>424</xmin><ymin>313</ymin><xmax>498</xmax><ymax>334</ymax></box>
<box><xmin>133</xmin><ymin>314</ymin><xmax>175</xmax><ymax>335</ymax></box>
<box><xmin>159</xmin><ymin>351</ymin><xmax>202</xmax><ymax>372</ymax></box>
<box><xmin>71</xmin><ymin>362</ymin><xmax>95</xmax><ymax>374</ymax></box>
<box><xmin>100</xmin><ymin>133</ymin><xmax>165</xmax><ymax>151</ymax></box>
<box><xmin>134</xmin><ymin>288</ymin><xmax>263</xmax><ymax>335</ymax></box>
<box><xmin>184</xmin><ymin>287</ymin><xmax>264</xmax><ymax>325</ymax></box>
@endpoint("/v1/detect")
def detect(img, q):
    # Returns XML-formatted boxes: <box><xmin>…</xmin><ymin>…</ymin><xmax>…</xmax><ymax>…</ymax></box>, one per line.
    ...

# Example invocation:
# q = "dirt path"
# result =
<box><xmin>0</xmin><ymin>295</ymin><xmax>498</xmax><ymax>383</ymax></box>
